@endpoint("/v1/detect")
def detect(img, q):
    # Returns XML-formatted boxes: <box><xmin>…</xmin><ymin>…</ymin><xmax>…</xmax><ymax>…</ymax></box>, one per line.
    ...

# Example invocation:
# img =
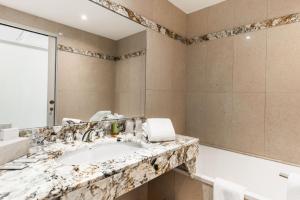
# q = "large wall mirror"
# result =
<box><xmin>0</xmin><ymin>0</ymin><xmax>147</xmax><ymax>129</ymax></box>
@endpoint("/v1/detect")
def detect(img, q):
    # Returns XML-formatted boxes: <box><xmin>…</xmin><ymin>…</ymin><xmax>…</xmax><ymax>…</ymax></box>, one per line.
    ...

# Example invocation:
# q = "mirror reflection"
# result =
<box><xmin>0</xmin><ymin>0</ymin><xmax>146</xmax><ymax>129</ymax></box>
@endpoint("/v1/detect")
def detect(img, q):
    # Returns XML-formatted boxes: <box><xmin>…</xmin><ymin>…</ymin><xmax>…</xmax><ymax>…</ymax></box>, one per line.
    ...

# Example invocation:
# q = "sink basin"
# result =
<box><xmin>58</xmin><ymin>142</ymin><xmax>142</xmax><ymax>165</ymax></box>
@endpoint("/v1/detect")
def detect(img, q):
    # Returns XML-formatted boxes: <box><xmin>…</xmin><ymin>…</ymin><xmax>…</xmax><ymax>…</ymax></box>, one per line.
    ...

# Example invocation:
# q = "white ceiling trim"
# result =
<box><xmin>0</xmin><ymin>0</ymin><xmax>145</xmax><ymax>40</ymax></box>
<box><xmin>168</xmin><ymin>0</ymin><xmax>226</xmax><ymax>14</ymax></box>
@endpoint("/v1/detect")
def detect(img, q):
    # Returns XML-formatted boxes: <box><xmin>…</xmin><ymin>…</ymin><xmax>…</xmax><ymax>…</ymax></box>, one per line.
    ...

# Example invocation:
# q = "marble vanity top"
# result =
<box><xmin>0</xmin><ymin>134</ymin><xmax>199</xmax><ymax>200</ymax></box>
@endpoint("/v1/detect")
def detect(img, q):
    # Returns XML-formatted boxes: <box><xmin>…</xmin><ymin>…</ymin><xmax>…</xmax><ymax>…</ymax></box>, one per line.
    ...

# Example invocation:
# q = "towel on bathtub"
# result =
<box><xmin>213</xmin><ymin>178</ymin><xmax>246</xmax><ymax>200</ymax></box>
<box><xmin>287</xmin><ymin>173</ymin><xmax>300</xmax><ymax>200</ymax></box>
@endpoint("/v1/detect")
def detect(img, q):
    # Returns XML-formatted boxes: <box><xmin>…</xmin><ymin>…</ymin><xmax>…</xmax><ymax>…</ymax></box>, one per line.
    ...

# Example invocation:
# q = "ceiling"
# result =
<box><xmin>168</xmin><ymin>0</ymin><xmax>226</xmax><ymax>14</ymax></box>
<box><xmin>0</xmin><ymin>0</ymin><xmax>145</xmax><ymax>40</ymax></box>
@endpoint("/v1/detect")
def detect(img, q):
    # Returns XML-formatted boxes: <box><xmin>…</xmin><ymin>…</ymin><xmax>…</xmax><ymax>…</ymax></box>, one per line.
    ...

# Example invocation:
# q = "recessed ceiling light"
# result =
<box><xmin>81</xmin><ymin>15</ymin><xmax>88</xmax><ymax>21</ymax></box>
<box><xmin>246</xmin><ymin>35</ymin><xmax>251</xmax><ymax>40</ymax></box>
<box><xmin>58</xmin><ymin>32</ymin><xmax>63</xmax><ymax>36</ymax></box>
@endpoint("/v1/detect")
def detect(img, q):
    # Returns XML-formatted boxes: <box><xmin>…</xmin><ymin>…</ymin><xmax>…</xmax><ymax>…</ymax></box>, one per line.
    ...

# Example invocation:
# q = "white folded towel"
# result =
<box><xmin>144</xmin><ymin>118</ymin><xmax>175</xmax><ymax>142</ymax></box>
<box><xmin>214</xmin><ymin>178</ymin><xmax>246</xmax><ymax>200</ymax></box>
<box><xmin>287</xmin><ymin>173</ymin><xmax>300</xmax><ymax>200</ymax></box>
<box><xmin>62</xmin><ymin>118</ymin><xmax>83</xmax><ymax>125</ymax></box>
<box><xmin>0</xmin><ymin>128</ymin><xmax>19</xmax><ymax>141</ymax></box>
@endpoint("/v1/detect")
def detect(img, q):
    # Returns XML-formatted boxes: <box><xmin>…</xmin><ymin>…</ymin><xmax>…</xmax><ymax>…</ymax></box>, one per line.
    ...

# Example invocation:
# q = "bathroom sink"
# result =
<box><xmin>58</xmin><ymin>142</ymin><xmax>142</xmax><ymax>165</ymax></box>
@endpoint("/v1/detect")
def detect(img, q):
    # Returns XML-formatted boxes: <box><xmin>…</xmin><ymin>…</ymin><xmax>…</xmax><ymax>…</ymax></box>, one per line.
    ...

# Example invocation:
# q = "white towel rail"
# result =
<box><xmin>174</xmin><ymin>168</ymin><xmax>270</xmax><ymax>200</ymax></box>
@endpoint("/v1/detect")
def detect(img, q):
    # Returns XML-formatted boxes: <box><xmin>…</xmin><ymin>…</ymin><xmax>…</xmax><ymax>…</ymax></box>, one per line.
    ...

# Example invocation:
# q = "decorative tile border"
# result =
<box><xmin>187</xmin><ymin>13</ymin><xmax>300</xmax><ymax>45</ymax></box>
<box><xmin>57</xmin><ymin>44</ymin><xmax>117</xmax><ymax>61</ymax></box>
<box><xmin>60</xmin><ymin>3</ymin><xmax>300</xmax><ymax>53</ymax></box>
<box><xmin>58</xmin><ymin>44</ymin><xmax>146</xmax><ymax>61</ymax></box>
<box><xmin>88</xmin><ymin>0</ymin><xmax>188</xmax><ymax>44</ymax></box>
<box><xmin>116</xmin><ymin>49</ymin><xmax>146</xmax><ymax>61</ymax></box>
<box><xmin>87</xmin><ymin>0</ymin><xmax>300</xmax><ymax>46</ymax></box>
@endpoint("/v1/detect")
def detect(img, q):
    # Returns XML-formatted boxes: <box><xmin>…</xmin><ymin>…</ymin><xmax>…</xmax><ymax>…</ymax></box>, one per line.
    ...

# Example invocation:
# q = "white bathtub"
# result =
<box><xmin>195</xmin><ymin>145</ymin><xmax>300</xmax><ymax>200</ymax></box>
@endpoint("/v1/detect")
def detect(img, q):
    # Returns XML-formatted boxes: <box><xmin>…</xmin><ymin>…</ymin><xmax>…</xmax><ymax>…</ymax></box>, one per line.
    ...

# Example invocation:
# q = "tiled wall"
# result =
<box><xmin>114</xmin><ymin>31</ymin><xmax>146</xmax><ymax>117</ymax></box>
<box><xmin>145</xmin><ymin>30</ymin><xmax>187</xmax><ymax>133</ymax></box>
<box><xmin>186</xmin><ymin>0</ymin><xmax>300</xmax><ymax>166</ymax></box>
<box><xmin>112</xmin><ymin>0</ymin><xmax>187</xmax><ymax>36</ymax></box>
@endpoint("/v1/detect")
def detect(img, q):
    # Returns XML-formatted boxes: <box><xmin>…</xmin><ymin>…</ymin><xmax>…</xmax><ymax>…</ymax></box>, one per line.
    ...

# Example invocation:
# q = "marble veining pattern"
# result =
<box><xmin>0</xmin><ymin>134</ymin><xmax>199</xmax><ymax>200</ymax></box>
<box><xmin>187</xmin><ymin>13</ymin><xmax>300</xmax><ymax>45</ymax></box>
<box><xmin>58</xmin><ymin>44</ymin><xmax>146</xmax><ymax>61</ymax></box>
<box><xmin>88</xmin><ymin>0</ymin><xmax>188</xmax><ymax>44</ymax></box>
<box><xmin>87</xmin><ymin>0</ymin><xmax>300</xmax><ymax>46</ymax></box>
<box><xmin>116</xmin><ymin>49</ymin><xmax>146</xmax><ymax>61</ymax></box>
<box><xmin>19</xmin><ymin>118</ymin><xmax>140</xmax><ymax>144</ymax></box>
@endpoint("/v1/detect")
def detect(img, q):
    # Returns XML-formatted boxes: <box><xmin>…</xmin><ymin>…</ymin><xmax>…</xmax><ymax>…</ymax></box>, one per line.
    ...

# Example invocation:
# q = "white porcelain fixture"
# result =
<box><xmin>196</xmin><ymin>145</ymin><xmax>300</xmax><ymax>200</ymax></box>
<box><xmin>0</xmin><ymin>128</ymin><xmax>19</xmax><ymax>141</ymax></box>
<box><xmin>58</xmin><ymin>142</ymin><xmax>143</xmax><ymax>165</ymax></box>
<box><xmin>0</xmin><ymin>137</ymin><xmax>30</xmax><ymax>166</ymax></box>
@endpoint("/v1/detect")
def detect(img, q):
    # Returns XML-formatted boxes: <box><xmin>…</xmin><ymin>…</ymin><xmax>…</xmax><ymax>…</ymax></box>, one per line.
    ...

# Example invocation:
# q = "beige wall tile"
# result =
<box><xmin>172</xmin><ymin>41</ymin><xmax>187</xmax><ymax>92</ymax></box>
<box><xmin>187</xmin><ymin>9</ymin><xmax>208</xmax><ymax>37</ymax></box>
<box><xmin>56</xmin><ymin>89</ymin><xmax>81</xmax><ymax>124</ymax></box>
<box><xmin>205</xmin><ymin>37</ymin><xmax>234</xmax><ymax>93</ymax></box>
<box><xmin>206</xmin><ymin>0</ymin><xmax>235</xmax><ymax>33</ymax></box>
<box><xmin>57</xmin><ymin>51</ymin><xmax>115</xmax><ymax>123</ymax></box>
<box><xmin>174</xmin><ymin>172</ymin><xmax>204</xmax><ymax>200</ymax></box>
<box><xmin>146</xmin><ymin>31</ymin><xmax>173</xmax><ymax>91</ymax></box>
<box><xmin>152</xmin><ymin>0</ymin><xmax>187</xmax><ymax>36</ymax></box>
<box><xmin>232</xmin><ymin>93</ymin><xmax>265</xmax><ymax>155</ymax></box>
<box><xmin>187</xmin><ymin>43</ymin><xmax>207</xmax><ymax>68</ymax></box>
<box><xmin>147</xmin><ymin>30</ymin><xmax>187</xmax><ymax>92</ymax></box>
<box><xmin>146</xmin><ymin>90</ymin><xmax>185</xmax><ymax>133</ymax></box>
<box><xmin>117</xmin><ymin>31</ymin><xmax>147</xmax><ymax>56</ymax></box>
<box><xmin>186</xmin><ymin>93</ymin><xmax>205</xmax><ymax>138</ymax></box>
<box><xmin>268</xmin><ymin>0</ymin><xmax>300</xmax><ymax>18</ymax></box>
<box><xmin>148</xmin><ymin>171</ymin><xmax>175</xmax><ymax>200</ymax></box>
<box><xmin>146</xmin><ymin>90</ymin><xmax>173</xmax><ymax>119</ymax></box>
<box><xmin>201</xmin><ymin>93</ymin><xmax>233</xmax><ymax>148</ymax></box>
<box><xmin>267</xmin><ymin>23</ymin><xmax>300</xmax><ymax>93</ymax></box>
<box><xmin>170</xmin><ymin>92</ymin><xmax>186</xmax><ymax>134</ymax></box>
<box><xmin>233</xmin><ymin>31</ymin><xmax>266</xmax><ymax>93</ymax></box>
<box><xmin>77</xmin><ymin>90</ymin><xmax>114</xmax><ymax>121</ymax></box>
<box><xmin>187</xmin><ymin>44</ymin><xmax>207</xmax><ymax>92</ymax></box>
<box><xmin>187</xmin><ymin>66</ymin><xmax>206</xmax><ymax>93</ymax></box>
<box><xmin>117</xmin><ymin>184</ymin><xmax>148</xmax><ymax>200</ymax></box>
<box><xmin>265</xmin><ymin>94</ymin><xmax>300</xmax><ymax>165</ymax></box>
<box><xmin>233</xmin><ymin>0</ymin><xmax>267</xmax><ymax>26</ymax></box>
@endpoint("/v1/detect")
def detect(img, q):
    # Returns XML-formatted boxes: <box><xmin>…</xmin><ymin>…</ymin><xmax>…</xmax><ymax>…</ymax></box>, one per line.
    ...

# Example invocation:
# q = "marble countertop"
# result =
<box><xmin>0</xmin><ymin>134</ymin><xmax>199</xmax><ymax>200</ymax></box>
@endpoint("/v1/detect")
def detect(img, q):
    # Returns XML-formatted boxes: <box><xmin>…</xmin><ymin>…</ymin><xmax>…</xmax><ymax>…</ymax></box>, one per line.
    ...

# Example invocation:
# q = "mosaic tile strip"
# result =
<box><xmin>58</xmin><ymin>44</ymin><xmax>146</xmax><ymax>61</ymax></box>
<box><xmin>187</xmin><ymin>13</ymin><xmax>300</xmax><ymax>45</ymax></box>
<box><xmin>88</xmin><ymin>0</ymin><xmax>188</xmax><ymax>44</ymax></box>
<box><xmin>88</xmin><ymin>0</ymin><xmax>300</xmax><ymax>46</ymax></box>
<box><xmin>116</xmin><ymin>49</ymin><xmax>146</xmax><ymax>61</ymax></box>
<box><xmin>57</xmin><ymin>44</ymin><xmax>117</xmax><ymax>61</ymax></box>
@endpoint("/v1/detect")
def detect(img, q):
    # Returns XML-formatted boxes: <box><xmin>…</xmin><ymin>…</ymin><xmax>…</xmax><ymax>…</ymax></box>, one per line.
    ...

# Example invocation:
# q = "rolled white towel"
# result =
<box><xmin>62</xmin><ymin>118</ymin><xmax>83</xmax><ymax>125</ymax></box>
<box><xmin>213</xmin><ymin>178</ymin><xmax>246</xmax><ymax>200</ymax></box>
<box><xmin>0</xmin><ymin>128</ymin><xmax>19</xmax><ymax>141</ymax></box>
<box><xmin>287</xmin><ymin>173</ymin><xmax>300</xmax><ymax>200</ymax></box>
<box><xmin>144</xmin><ymin>118</ymin><xmax>175</xmax><ymax>142</ymax></box>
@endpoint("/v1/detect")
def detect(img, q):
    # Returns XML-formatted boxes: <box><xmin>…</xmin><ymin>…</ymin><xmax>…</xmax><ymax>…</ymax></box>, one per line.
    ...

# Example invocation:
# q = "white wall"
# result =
<box><xmin>0</xmin><ymin>42</ymin><xmax>48</xmax><ymax>129</ymax></box>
